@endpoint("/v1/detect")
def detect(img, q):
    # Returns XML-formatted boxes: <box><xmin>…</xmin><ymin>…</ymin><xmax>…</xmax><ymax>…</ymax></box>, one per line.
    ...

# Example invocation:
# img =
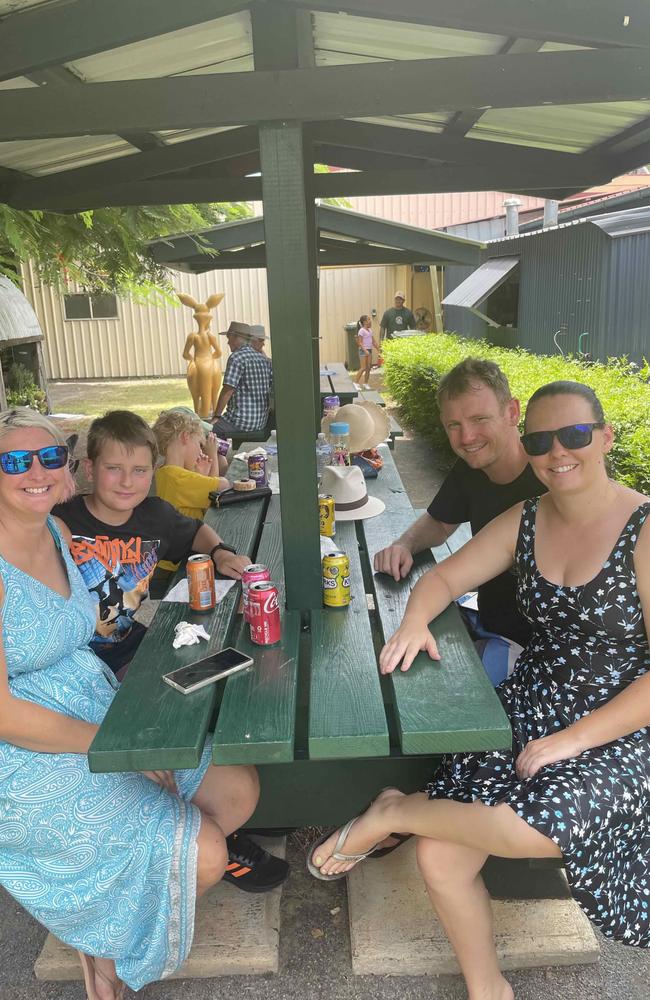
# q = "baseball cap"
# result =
<box><xmin>394</xmin><ymin>290</ymin><xmax>405</xmax><ymax>300</ymax></box>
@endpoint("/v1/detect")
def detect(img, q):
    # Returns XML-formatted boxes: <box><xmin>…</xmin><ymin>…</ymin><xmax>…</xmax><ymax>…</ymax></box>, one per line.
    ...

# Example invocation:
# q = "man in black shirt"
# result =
<box><xmin>374</xmin><ymin>358</ymin><xmax>546</xmax><ymax>651</ymax></box>
<box><xmin>379</xmin><ymin>291</ymin><xmax>416</xmax><ymax>342</ymax></box>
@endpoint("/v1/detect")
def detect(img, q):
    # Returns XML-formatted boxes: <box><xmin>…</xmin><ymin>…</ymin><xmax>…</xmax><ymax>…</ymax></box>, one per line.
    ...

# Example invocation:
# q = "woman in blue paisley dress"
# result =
<box><xmin>309</xmin><ymin>382</ymin><xmax>650</xmax><ymax>1000</ymax></box>
<box><xmin>0</xmin><ymin>408</ymin><xmax>262</xmax><ymax>998</ymax></box>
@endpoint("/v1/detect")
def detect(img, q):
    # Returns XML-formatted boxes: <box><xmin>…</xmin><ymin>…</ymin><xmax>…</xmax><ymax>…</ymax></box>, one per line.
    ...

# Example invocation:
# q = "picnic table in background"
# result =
<box><xmin>320</xmin><ymin>361</ymin><xmax>358</xmax><ymax>406</ymax></box>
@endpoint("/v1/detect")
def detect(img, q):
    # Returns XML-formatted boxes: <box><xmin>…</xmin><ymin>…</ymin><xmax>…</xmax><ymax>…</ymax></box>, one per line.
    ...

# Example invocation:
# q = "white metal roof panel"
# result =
<box><xmin>0</xmin><ymin>136</ymin><xmax>136</xmax><ymax>175</ymax></box>
<box><xmin>0</xmin><ymin>77</ymin><xmax>38</xmax><ymax>90</ymax></box>
<box><xmin>442</xmin><ymin>257</ymin><xmax>519</xmax><ymax>308</ymax></box>
<box><xmin>65</xmin><ymin>12</ymin><xmax>252</xmax><ymax>82</ymax></box>
<box><xmin>468</xmin><ymin>102</ymin><xmax>650</xmax><ymax>153</ymax></box>
<box><xmin>353</xmin><ymin>114</ymin><xmax>452</xmax><ymax>133</ymax></box>
<box><xmin>313</xmin><ymin>11</ymin><xmax>507</xmax><ymax>65</ymax></box>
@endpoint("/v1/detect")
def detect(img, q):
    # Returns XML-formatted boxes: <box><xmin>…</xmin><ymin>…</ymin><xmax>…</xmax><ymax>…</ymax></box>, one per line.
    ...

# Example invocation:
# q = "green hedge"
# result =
<box><xmin>383</xmin><ymin>334</ymin><xmax>650</xmax><ymax>493</ymax></box>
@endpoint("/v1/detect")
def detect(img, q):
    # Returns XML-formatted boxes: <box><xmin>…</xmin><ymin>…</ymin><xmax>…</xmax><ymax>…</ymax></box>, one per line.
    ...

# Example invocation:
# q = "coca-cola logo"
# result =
<box><xmin>263</xmin><ymin>591</ymin><xmax>279</xmax><ymax>613</ymax></box>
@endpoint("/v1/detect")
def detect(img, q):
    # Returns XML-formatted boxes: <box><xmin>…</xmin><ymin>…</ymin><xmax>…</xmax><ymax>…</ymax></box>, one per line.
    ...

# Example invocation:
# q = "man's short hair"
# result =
<box><xmin>87</xmin><ymin>410</ymin><xmax>158</xmax><ymax>464</ymax></box>
<box><xmin>436</xmin><ymin>358</ymin><xmax>512</xmax><ymax>408</ymax></box>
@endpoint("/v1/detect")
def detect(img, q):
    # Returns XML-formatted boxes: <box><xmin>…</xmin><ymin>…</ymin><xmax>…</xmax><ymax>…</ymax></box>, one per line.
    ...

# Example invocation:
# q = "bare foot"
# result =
<box><xmin>468</xmin><ymin>977</ymin><xmax>514</xmax><ymax>1000</ymax></box>
<box><xmin>310</xmin><ymin>788</ymin><xmax>405</xmax><ymax>877</ymax></box>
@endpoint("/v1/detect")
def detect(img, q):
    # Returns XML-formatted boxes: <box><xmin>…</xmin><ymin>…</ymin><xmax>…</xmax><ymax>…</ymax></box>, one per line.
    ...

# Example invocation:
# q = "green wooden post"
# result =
<box><xmin>259</xmin><ymin>121</ymin><xmax>322</xmax><ymax>609</ymax></box>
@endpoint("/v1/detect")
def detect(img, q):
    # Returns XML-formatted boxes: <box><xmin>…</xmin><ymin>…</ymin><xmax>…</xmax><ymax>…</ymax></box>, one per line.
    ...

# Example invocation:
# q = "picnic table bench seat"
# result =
<box><xmin>88</xmin><ymin>442</ymin><xmax>511</xmax><ymax>829</ymax></box>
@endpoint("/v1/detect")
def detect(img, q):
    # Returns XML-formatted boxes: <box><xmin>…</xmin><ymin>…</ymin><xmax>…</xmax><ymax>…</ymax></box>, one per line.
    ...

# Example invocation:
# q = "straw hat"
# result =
<box><xmin>321</xmin><ymin>401</ymin><xmax>389</xmax><ymax>453</ymax></box>
<box><xmin>321</xmin><ymin>465</ymin><xmax>385</xmax><ymax>521</ymax></box>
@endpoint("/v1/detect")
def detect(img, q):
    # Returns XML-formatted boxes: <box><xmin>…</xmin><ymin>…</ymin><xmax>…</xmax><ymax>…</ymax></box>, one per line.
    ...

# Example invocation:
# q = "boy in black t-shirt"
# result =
<box><xmin>54</xmin><ymin>410</ymin><xmax>250</xmax><ymax>676</ymax></box>
<box><xmin>374</xmin><ymin>359</ymin><xmax>547</xmax><ymax>663</ymax></box>
<box><xmin>54</xmin><ymin>410</ymin><xmax>289</xmax><ymax>894</ymax></box>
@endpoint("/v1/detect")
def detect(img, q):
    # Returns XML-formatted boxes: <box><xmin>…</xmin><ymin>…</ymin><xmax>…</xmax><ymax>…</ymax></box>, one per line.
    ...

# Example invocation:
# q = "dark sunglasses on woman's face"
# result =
<box><xmin>0</xmin><ymin>445</ymin><xmax>69</xmax><ymax>475</ymax></box>
<box><xmin>521</xmin><ymin>422</ymin><xmax>604</xmax><ymax>457</ymax></box>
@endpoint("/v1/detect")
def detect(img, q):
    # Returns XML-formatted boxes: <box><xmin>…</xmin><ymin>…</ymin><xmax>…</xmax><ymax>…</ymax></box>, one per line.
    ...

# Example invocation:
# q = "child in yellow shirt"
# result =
<box><xmin>153</xmin><ymin>406</ymin><xmax>231</xmax><ymax>520</ymax></box>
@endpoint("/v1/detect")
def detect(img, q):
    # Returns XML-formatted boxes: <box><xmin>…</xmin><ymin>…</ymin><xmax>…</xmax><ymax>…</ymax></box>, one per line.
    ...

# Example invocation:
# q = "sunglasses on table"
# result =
<box><xmin>521</xmin><ymin>422</ymin><xmax>604</xmax><ymax>457</ymax></box>
<box><xmin>0</xmin><ymin>445</ymin><xmax>69</xmax><ymax>475</ymax></box>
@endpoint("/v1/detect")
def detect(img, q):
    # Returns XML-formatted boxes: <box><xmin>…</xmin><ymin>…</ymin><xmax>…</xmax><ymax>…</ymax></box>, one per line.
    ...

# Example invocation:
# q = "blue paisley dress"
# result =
<box><xmin>0</xmin><ymin>518</ymin><xmax>211</xmax><ymax>990</ymax></box>
<box><xmin>429</xmin><ymin>499</ymin><xmax>650</xmax><ymax>946</ymax></box>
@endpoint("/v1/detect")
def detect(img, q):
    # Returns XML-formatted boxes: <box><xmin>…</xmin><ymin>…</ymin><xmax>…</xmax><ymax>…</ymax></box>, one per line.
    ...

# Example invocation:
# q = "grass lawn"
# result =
<box><xmin>49</xmin><ymin>378</ymin><xmax>191</xmax><ymax>424</ymax></box>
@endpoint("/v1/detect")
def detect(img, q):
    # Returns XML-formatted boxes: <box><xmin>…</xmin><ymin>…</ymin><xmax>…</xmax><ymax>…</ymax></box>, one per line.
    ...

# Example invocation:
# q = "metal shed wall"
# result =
<box><xmin>21</xmin><ymin>261</ymin><xmax>406</xmax><ymax>379</ymax></box>
<box><xmin>443</xmin><ymin>221</ymin><xmax>650</xmax><ymax>365</ymax></box>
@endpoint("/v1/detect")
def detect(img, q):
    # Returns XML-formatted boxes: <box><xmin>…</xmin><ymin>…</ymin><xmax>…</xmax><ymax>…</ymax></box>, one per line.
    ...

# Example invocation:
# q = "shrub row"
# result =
<box><xmin>382</xmin><ymin>334</ymin><xmax>650</xmax><ymax>493</ymax></box>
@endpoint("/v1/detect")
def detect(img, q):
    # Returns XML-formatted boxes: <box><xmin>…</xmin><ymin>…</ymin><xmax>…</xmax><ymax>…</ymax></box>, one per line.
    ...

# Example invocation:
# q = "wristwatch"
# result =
<box><xmin>209</xmin><ymin>542</ymin><xmax>237</xmax><ymax>562</ymax></box>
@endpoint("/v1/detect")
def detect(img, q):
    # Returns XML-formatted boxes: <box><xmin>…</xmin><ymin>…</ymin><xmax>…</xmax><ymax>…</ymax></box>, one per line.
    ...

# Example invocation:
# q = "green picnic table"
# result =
<box><xmin>320</xmin><ymin>361</ymin><xmax>358</xmax><ymax>407</ymax></box>
<box><xmin>88</xmin><ymin>444</ymin><xmax>510</xmax><ymax>828</ymax></box>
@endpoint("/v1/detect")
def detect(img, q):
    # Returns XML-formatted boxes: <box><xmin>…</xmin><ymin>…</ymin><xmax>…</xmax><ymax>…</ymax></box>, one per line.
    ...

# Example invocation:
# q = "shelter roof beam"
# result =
<box><xmin>0</xmin><ymin>48</ymin><xmax>649</xmax><ymax>140</ymax></box>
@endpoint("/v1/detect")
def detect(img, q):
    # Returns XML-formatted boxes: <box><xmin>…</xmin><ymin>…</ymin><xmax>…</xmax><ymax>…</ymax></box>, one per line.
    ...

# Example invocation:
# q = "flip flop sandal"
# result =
<box><xmin>77</xmin><ymin>951</ymin><xmax>126</xmax><ymax>1000</ymax></box>
<box><xmin>307</xmin><ymin>815</ymin><xmax>382</xmax><ymax>881</ymax></box>
<box><xmin>365</xmin><ymin>831</ymin><xmax>413</xmax><ymax>859</ymax></box>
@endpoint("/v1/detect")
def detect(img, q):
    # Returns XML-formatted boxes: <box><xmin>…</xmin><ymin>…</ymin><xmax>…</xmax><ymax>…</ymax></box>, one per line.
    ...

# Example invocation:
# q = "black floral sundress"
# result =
<box><xmin>428</xmin><ymin>498</ymin><xmax>650</xmax><ymax>946</ymax></box>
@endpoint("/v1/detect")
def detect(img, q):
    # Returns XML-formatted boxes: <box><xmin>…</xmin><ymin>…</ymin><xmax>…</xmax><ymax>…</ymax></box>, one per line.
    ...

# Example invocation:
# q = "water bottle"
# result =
<box><xmin>316</xmin><ymin>432</ymin><xmax>333</xmax><ymax>482</ymax></box>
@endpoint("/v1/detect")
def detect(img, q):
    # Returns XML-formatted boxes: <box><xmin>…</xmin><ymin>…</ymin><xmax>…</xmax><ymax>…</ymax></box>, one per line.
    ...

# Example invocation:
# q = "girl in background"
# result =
<box><xmin>355</xmin><ymin>314</ymin><xmax>379</xmax><ymax>390</ymax></box>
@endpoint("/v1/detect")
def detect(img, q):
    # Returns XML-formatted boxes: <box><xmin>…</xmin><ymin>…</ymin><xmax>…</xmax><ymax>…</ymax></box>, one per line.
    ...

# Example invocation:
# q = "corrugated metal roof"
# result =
<box><xmin>313</xmin><ymin>12</ymin><xmax>508</xmax><ymax>65</ymax></box>
<box><xmin>589</xmin><ymin>205</ymin><xmax>650</xmax><ymax>237</ymax></box>
<box><xmin>66</xmin><ymin>12</ymin><xmax>252</xmax><ymax>82</ymax></box>
<box><xmin>442</xmin><ymin>257</ymin><xmax>519</xmax><ymax>308</ymax></box>
<box><xmin>0</xmin><ymin>274</ymin><xmax>42</xmax><ymax>342</ymax></box>
<box><xmin>349</xmin><ymin>192</ymin><xmax>546</xmax><ymax>229</ymax></box>
<box><xmin>0</xmin><ymin>135</ymin><xmax>137</xmax><ymax>175</ymax></box>
<box><xmin>469</xmin><ymin>101</ymin><xmax>650</xmax><ymax>153</ymax></box>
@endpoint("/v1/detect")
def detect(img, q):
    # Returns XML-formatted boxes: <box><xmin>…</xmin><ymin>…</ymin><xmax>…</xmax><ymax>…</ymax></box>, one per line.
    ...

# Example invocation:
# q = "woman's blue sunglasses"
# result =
<box><xmin>521</xmin><ymin>422</ymin><xmax>604</xmax><ymax>457</ymax></box>
<box><xmin>0</xmin><ymin>445</ymin><xmax>69</xmax><ymax>475</ymax></box>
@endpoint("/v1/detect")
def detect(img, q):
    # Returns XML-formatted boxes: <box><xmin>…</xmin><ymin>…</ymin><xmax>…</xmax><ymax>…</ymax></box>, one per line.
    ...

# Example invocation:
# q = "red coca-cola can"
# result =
<box><xmin>248</xmin><ymin>581</ymin><xmax>281</xmax><ymax>645</ymax></box>
<box><xmin>241</xmin><ymin>563</ymin><xmax>271</xmax><ymax>622</ymax></box>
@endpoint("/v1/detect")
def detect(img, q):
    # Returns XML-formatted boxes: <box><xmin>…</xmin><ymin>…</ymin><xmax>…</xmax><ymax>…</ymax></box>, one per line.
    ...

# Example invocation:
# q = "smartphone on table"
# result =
<box><xmin>162</xmin><ymin>648</ymin><xmax>254</xmax><ymax>694</ymax></box>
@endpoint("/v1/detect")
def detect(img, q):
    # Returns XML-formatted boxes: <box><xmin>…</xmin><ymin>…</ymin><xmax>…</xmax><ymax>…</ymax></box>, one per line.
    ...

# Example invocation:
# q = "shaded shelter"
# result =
<box><xmin>1</xmin><ymin>0</ymin><xmax>650</xmax><ymax>609</ymax></box>
<box><xmin>0</xmin><ymin>275</ymin><xmax>49</xmax><ymax>410</ymax></box>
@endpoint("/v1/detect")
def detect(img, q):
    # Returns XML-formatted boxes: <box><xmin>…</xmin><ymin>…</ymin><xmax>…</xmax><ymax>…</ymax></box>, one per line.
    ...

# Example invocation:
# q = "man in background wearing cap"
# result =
<box><xmin>379</xmin><ymin>291</ymin><xmax>416</xmax><ymax>344</ymax></box>
<box><xmin>212</xmin><ymin>322</ymin><xmax>273</xmax><ymax>437</ymax></box>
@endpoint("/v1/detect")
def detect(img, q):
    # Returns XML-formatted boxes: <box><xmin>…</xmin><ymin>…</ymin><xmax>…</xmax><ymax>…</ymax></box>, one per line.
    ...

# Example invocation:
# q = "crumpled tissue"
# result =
<box><xmin>172</xmin><ymin>621</ymin><xmax>211</xmax><ymax>649</ymax></box>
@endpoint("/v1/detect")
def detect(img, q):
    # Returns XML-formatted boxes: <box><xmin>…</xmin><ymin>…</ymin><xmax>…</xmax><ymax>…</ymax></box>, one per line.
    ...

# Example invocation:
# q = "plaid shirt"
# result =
<box><xmin>223</xmin><ymin>345</ymin><xmax>273</xmax><ymax>431</ymax></box>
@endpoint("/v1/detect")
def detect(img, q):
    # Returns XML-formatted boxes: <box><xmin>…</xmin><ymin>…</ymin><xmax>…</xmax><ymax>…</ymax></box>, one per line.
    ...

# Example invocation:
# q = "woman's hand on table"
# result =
<box><xmin>143</xmin><ymin>770</ymin><xmax>178</xmax><ymax>794</ymax></box>
<box><xmin>379</xmin><ymin>620</ymin><xmax>440</xmax><ymax>674</ymax></box>
<box><xmin>515</xmin><ymin>730</ymin><xmax>584</xmax><ymax>780</ymax></box>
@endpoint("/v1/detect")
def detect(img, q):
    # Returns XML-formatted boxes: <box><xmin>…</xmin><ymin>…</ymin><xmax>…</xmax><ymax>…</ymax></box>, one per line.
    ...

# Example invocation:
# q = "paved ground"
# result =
<box><xmin>4</xmin><ymin>390</ymin><xmax>649</xmax><ymax>998</ymax></box>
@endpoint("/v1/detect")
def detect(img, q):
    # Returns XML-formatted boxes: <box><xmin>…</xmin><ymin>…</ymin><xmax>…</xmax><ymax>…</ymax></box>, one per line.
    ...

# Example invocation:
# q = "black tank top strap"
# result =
<box><xmin>514</xmin><ymin>496</ymin><xmax>539</xmax><ymax>571</ymax></box>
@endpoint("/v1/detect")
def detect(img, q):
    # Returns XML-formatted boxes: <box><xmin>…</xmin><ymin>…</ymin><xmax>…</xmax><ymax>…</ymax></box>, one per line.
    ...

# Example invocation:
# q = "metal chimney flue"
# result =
<box><xmin>543</xmin><ymin>199</ymin><xmax>559</xmax><ymax>228</ymax></box>
<box><xmin>503</xmin><ymin>198</ymin><xmax>522</xmax><ymax>237</ymax></box>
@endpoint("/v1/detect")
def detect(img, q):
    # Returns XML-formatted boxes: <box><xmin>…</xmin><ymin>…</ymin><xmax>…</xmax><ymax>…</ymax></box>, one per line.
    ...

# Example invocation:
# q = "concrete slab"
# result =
<box><xmin>34</xmin><ymin>836</ymin><xmax>285</xmax><ymax>982</ymax></box>
<box><xmin>348</xmin><ymin>841</ymin><xmax>599</xmax><ymax>976</ymax></box>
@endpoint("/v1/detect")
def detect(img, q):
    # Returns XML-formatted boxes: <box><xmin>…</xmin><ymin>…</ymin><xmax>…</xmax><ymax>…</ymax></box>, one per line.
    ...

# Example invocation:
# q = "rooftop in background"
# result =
<box><xmin>0</xmin><ymin>1</ymin><xmax>649</xmax><ymax>211</ymax></box>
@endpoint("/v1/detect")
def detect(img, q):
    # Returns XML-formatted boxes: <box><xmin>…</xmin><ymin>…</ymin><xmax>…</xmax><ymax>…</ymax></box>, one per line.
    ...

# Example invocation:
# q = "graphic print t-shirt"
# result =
<box><xmin>54</xmin><ymin>495</ymin><xmax>202</xmax><ymax>669</ymax></box>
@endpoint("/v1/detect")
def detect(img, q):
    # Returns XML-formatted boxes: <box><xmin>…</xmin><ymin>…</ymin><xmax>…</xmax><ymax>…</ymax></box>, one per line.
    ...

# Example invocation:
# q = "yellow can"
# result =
<box><xmin>322</xmin><ymin>551</ymin><xmax>351</xmax><ymax>607</ymax></box>
<box><xmin>318</xmin><ymin>494</ymin><xmax>336</xmax><ymax>537</ymax></box>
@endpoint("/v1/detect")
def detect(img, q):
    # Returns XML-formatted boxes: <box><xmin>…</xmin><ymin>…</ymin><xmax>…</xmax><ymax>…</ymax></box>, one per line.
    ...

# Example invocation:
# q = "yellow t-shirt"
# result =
<box><xmin>155</xmin><ymin>464</ymin><xmax>227</xmax><ymax>571</ymax></box>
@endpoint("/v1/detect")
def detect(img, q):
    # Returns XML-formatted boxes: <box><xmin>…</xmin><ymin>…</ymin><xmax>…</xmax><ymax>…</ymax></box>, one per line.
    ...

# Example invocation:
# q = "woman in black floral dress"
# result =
<box><xmin>309</xmin><ymin>382</ymin><xmax>650</xmax><ymax>1000</ymax></box>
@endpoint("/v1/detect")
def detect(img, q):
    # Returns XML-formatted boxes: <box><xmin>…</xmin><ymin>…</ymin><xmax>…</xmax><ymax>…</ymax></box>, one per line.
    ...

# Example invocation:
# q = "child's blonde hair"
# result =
<box><xmin>152</xmin><ymin>408</ymin><xmax>204</xmax><ymax>456</ymax></box>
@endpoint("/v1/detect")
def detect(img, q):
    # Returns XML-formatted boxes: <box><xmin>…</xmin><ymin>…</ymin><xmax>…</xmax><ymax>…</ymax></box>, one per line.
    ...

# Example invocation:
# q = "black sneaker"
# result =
<box><xmin>223</xmin><ymin>832</ymin><xmax>289</xmax><ymax>893</ymax></box>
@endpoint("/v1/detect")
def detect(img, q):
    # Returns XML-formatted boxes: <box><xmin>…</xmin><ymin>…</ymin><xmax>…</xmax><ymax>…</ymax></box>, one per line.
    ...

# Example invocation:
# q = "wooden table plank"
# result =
<box><xmin>362</xmin><ymin>513</ymin><xmax>511</xmax><ymax>756</ymax></box>
<box><xmin>326</xmin><ymin>361</ymin><xmax>358</xmax><ymax>403</ymax></box>
<box><xmin>87</xmin><ymin>500</ymin><xmax>268</xmax><ymax>773</ymax></box>
<box><xmin>213</xmin><ymin>496</ymin><xmax>301</xmax><ymax>765</ymax></box>
<box><xmin>364</xmin><ymin>443</ymin><xmax>412</xmax><ymax>513</ymax></box>
<box><xmin>309</xmin><ymin>520</ymin><xmax>389</xmax><ymax>759</ymax></box>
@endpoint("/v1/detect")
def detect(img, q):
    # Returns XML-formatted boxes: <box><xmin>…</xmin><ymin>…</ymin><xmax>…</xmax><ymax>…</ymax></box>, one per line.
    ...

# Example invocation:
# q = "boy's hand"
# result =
<box><xmin>203</xmin><ymin>432</ymin><xmax>219</xmax><ymax>459</ymax></box>
<box><xmin>213</xmin><ymin>550</ymin><xmax>251</xmax><ymax>580</ymax></box>
<box><xmin>195</xmin><ymin>453</ymin><xmax>211</xmax><ymax>475</ymax></box>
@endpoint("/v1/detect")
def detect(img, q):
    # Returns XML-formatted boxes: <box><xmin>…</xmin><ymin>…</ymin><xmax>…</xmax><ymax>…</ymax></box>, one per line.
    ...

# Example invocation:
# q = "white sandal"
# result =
<box><xmin>307</xmin><ymin>816</ymin><xmax>381</xmax><ymax>881</ymax></box>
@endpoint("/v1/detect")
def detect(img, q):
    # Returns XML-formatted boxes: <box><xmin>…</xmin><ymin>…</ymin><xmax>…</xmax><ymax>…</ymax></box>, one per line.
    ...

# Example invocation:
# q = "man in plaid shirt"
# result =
<box><xmin>212</xmin><ymin>321</ymin><xmax>273</xmax><ymax>437</ymax></box>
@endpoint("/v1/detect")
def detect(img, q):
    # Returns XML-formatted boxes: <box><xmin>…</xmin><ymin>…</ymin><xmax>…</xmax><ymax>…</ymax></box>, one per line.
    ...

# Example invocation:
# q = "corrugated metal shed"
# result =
<box><xmin>442</xmin><ymin>207</ymin><xmax>650</xmax><ymax>363</ymax></box>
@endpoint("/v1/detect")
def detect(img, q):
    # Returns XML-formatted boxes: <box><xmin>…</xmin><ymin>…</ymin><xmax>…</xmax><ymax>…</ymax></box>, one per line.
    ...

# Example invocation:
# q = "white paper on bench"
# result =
<box><xmin>162</xmin><ymin>579</ymin><xmax>236</xmax><ymax>603</ymax></box>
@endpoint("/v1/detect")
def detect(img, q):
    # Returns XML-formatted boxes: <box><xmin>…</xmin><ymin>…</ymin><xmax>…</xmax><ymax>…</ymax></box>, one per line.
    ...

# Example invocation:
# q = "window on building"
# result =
<box><xmin>64</xmin><ymin>293</ymin><xmax>118</xmax><ymax>321</ymax></box>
